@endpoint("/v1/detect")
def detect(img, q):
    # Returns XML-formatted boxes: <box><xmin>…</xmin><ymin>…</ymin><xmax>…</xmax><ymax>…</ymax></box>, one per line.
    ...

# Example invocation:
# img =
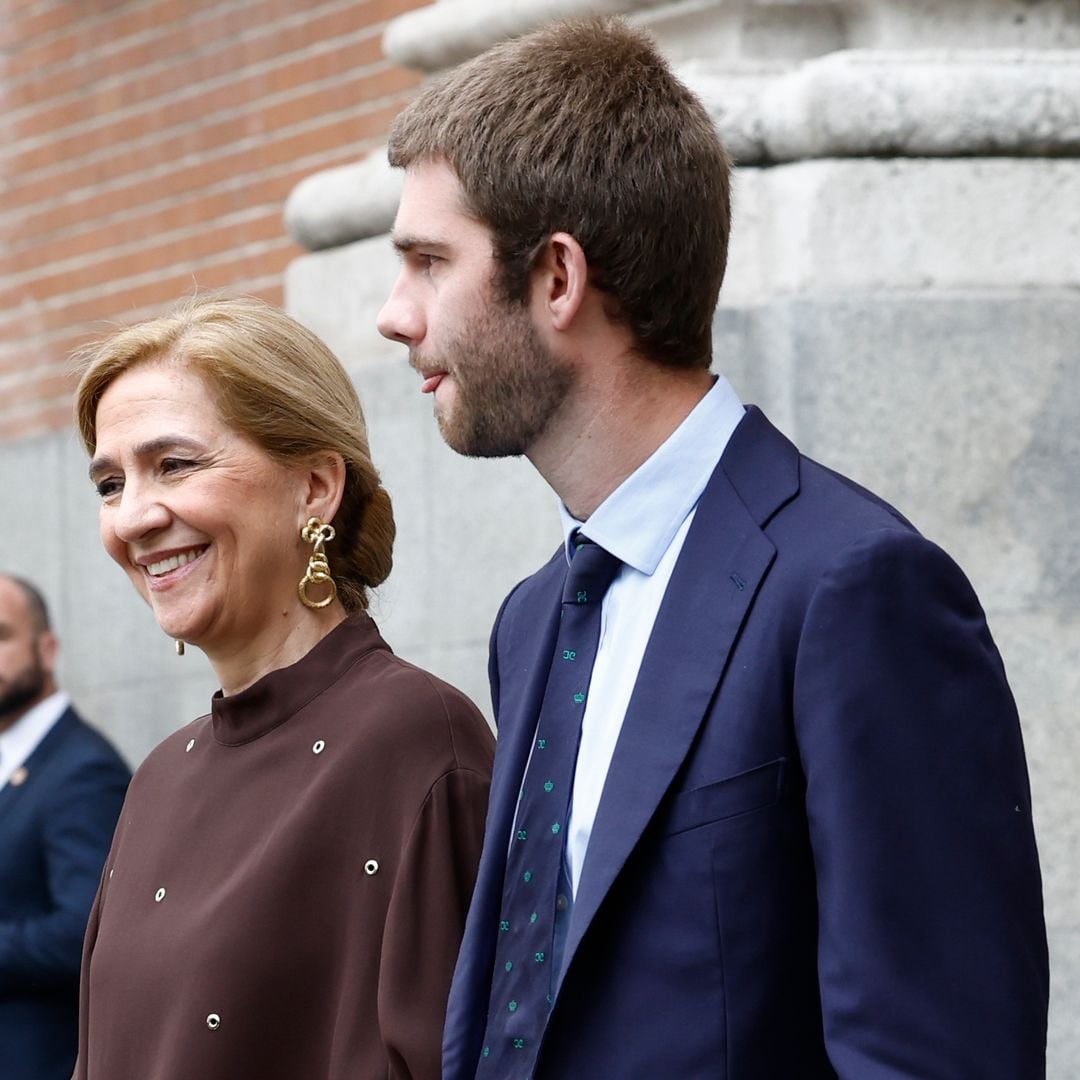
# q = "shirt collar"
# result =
<box><xmin>559</xmin><ymin>375</ymin><xmax>745</xmax><ymax>575</ymax></box>
<box><xmin>0</xmin><ymin>690</ymin><xmax>70</xmax><ymax>781</ymax></box>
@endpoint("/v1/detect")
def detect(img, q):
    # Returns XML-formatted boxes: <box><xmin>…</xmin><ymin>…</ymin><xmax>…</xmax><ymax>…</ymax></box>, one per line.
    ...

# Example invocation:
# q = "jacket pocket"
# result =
<box><xmin>664</xmin><ymin>758</ymin><xmax>785</xmax><ymax>836</ymax></box>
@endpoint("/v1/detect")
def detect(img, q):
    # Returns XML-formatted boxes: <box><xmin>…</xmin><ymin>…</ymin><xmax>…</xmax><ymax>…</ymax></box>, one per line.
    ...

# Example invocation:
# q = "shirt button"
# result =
<box><xmin>185</xmin><ymin>739</ymin><xmax>196</xmax><ymax>752</ymax></box>
<box><xmin>312</xmin><ymin>740</ymin><xmax>326</xmax><ymax>755</ymax></box>
<box><xmin>364</xmin><ymin>859</ymin><xmax>379</xmax><ymax>876</ymax></box>
<box><xmin>206</xmin><ymin>1013</ymin><xmax>221</xmax><ymax>1030</ymax></box>
<box><xmin>556</xmin><ymin>894</ymin><xmax>569</xmax><ymax>912</ymax></box>
<box><xmin>155</xmin><ymin>887</ymin><xmax>166</xmax><ymax>903</ymax></box>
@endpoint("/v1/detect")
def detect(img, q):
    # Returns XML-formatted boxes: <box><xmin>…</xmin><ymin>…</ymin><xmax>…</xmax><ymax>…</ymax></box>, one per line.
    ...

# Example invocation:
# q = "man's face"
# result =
<box><xmin>0</xmin><ymin>579</ymin><xmax>54</xmax><ymax>731</ymax></box>
<box><xmin>377</xmin><ymin>160</ymin><xmax>573</xmax><ymax>457</ymax></box>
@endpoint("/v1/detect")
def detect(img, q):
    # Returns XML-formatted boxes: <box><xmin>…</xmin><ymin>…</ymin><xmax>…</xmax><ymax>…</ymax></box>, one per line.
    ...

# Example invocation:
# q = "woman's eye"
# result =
<box><xmin>95</xmin><ymin>477</ymin><xmax>122</xmax><ymax>499</ymax></box>
<box><xmin>160</xmin><ymin>457</ymin><xmax>197</xmax><ymax>475</ymax></box>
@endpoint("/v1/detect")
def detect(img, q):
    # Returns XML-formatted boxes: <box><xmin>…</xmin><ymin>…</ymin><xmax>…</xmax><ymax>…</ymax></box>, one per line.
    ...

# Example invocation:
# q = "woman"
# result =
<box><xmin>72</xmin><ymin>295</ymin><xmax>494</xmax><ymax>1079</ymax></box>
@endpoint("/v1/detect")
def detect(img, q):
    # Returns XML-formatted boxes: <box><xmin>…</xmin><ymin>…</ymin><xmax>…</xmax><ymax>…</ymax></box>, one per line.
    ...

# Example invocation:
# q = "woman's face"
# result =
<box><xmin>90</xmin><ymin>358</ymin><xmax>310</xmax><ymax>653</ymax></box>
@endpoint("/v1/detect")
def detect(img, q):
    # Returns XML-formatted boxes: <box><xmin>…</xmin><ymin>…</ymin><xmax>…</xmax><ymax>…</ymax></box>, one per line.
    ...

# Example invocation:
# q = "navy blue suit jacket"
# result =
<box><xmin>0</xmin><ymin>707</ymin><xmax>129</xmax><ymax>1080</ymax></box>
<box><xmin>444</xmin><ymin>407</ymin><xmax>1048</xmax><ymax>1079</ymax></box>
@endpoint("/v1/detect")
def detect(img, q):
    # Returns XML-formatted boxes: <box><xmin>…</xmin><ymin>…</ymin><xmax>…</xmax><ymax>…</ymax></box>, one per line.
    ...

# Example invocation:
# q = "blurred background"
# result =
<box><xmin>1</xmin><ymin>0</ymin><xmax>1077</xmax><ymax>1071</ymax></box>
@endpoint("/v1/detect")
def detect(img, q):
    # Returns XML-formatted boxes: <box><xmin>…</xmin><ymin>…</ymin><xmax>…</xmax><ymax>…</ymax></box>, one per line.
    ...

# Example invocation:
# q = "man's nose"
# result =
<box><xmin>377</xmin><ymin>274</ymin><xmax>423</xmax><ymax>346</ymax></box>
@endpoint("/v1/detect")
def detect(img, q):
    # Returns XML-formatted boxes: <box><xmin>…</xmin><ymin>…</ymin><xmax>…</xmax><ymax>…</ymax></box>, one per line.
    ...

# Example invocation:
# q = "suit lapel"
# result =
<box><xmin>445</xmin><ymin>556</ymin><xmax>565</xmax><ymax>1073</ymax></box>
<box><xmin>0</xmin><ymin>774</ymin><xmax>17</xmax><ymax>814</ymax></box>
<box><xmin>559</xmin><ymin>407</ymin><xmax>800</xmax><ymax>987</ymax></box>
<box><xmin>0</xmin><ymin>709</ymin><xmax>75</xmax><ymax>811</ymax></box>
<box><xmin>484</xmin><ymin>557</ymin><xmax>566</xmax><ymax>881</ymax></box>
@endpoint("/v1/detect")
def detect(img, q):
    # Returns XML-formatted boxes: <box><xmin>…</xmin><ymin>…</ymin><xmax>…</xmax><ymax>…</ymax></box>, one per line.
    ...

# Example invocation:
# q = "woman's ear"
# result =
<box><xmin>300</xmin><ymin>452</ymin><xmax>346</xmax><ymax>525</ymax></box>
<box><xmin>531</xmin><ymin>231</ymin><xmax>589</xmax><ymax>333</ymax></box>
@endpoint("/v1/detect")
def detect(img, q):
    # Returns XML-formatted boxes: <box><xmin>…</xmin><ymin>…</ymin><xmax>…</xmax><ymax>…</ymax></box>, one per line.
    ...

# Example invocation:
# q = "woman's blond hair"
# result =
<box><xmin>74</xmin><ymin>294</ymin><xmax>394</xmax><ymax>613</ymax></box>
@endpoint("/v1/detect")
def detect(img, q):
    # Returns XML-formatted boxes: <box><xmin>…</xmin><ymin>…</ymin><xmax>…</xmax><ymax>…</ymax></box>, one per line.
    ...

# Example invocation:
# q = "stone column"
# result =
<box><xmin>284</xmin><ymin>3</ymin><xmax>1080</xmax><ymax>1071</ymax></box>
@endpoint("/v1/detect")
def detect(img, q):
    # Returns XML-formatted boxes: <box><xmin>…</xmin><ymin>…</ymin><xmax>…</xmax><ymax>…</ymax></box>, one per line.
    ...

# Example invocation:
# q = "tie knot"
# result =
<box><xmin>562</xmin><ymin>536</ymin><xmax>621</xmax><ymax>605</ymax></box>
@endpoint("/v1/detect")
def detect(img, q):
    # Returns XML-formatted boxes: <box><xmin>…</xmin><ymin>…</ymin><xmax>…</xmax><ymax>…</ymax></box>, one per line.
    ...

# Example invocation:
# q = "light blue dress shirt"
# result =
<box><xmin>558</xmin><ymin>374</ymin><xmax>745</xmax><ymax>894</ymax></box>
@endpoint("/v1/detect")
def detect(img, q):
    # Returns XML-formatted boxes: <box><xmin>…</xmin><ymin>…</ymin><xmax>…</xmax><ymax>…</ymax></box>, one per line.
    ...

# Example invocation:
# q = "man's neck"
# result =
<box><xmin>528</xmin><ymin>360</ymin><xmax>714</xmax><ymax>521</ymax></box>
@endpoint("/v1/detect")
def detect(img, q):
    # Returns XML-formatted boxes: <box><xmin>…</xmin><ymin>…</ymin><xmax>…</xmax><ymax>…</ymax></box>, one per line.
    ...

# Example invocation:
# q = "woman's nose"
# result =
<box><xmin>112</xmin><ymin>483</ymin><xmax>171</xmax><ymax>541</ymax></box>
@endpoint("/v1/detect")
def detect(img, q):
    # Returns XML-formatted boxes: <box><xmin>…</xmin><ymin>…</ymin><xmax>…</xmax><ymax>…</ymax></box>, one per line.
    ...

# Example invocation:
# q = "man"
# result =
<box><xmin>0</xmin><ymin>575</ymin><xmax>129</xmax><ymax>1080</ymax></box>
<box><xmin>377</xmin><ymin>18</ymin><xmax>1049</xmax><ymax>1079</ymax></box>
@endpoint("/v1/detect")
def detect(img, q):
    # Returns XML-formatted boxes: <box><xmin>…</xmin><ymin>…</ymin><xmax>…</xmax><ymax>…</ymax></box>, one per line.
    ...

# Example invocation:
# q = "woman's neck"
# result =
<box><xmin>208</xmin><ymin>604</ymin><xmax>348</xmax><ymax>696</ymax></box>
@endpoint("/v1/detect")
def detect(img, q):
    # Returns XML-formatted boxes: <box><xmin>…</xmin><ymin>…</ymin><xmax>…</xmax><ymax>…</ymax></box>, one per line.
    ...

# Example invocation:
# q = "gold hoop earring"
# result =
<box><xmin>299</xmin><ymin>517</ymin><xmax>338</xmax><ymax>610</ymax></box>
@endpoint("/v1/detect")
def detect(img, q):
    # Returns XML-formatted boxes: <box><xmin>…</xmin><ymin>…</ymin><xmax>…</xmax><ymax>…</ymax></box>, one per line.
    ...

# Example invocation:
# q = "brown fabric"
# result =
<box><xmin>74</xmin><ymin>615</ymin><xmax>493</xmax><ymax>1080</ymax></box>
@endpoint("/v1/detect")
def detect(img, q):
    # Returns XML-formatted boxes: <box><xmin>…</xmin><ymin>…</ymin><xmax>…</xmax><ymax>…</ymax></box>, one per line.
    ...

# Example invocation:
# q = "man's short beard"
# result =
<box><xmin>429</xmin><ymin>299</ymin><xmax>573</xmax><ymax>459</ymax></box>
<box><xmin>0</xmin><ymin>644</ymin><xmax>47</xmax><ymax>727</ymax></box>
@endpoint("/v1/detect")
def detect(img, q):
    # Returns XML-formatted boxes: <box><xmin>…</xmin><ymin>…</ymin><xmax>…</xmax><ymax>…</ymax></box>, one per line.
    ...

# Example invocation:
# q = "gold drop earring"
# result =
<box><xmin>175</xmin><ymin>640</ymin><xmax>186</xmax><ymax>656</ymax></box>
<box><xmin>298</xmin><ymin>517</ymin><xmax>338</xmax><ymax>610</ymax></box>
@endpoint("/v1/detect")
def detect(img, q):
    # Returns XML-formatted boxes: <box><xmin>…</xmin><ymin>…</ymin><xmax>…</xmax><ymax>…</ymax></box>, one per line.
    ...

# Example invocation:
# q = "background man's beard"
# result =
<box><xmin>0</xmin><ymin>650</ymin><xmax>47</xmax><ymax>726</ymax></box>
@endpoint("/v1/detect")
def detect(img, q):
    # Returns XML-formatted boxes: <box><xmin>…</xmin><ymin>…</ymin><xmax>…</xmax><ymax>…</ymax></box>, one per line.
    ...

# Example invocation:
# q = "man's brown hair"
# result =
<box><xmin>388</xmin><ymin>17</ymin><xmax>732</xmax><ymax>369</ymax></box>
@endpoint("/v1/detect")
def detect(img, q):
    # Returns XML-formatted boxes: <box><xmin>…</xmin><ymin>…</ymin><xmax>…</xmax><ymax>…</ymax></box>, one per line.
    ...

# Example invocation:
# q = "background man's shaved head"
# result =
<box><xmin>0</xmin><ymin>575</ymin><xmax>52</xmax><ymax>633</ymax></box>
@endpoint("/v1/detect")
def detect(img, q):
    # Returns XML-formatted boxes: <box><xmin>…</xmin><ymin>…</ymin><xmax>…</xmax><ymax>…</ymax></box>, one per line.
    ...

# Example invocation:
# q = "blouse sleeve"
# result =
<box><xmin>73</xmin><ymin>847</ymin><xmax>112</xmax><ymax>1080</ymax></box>
<box><xmin>378</xmin><ymin>765</ymin><xmax>491</xmax><ymax>1080</ymax></box>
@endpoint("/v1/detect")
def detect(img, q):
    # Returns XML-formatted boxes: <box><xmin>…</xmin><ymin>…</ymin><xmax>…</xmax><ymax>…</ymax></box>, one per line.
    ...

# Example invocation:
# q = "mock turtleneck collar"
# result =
<box><xmin>210</xmin><ymin>614</ymin><xmax>387</xmax><ymax>746</ymax></box>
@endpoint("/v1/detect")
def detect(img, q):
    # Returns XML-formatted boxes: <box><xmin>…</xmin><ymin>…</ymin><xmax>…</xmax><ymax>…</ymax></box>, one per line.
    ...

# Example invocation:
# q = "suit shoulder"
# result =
<box><xmin>55</xmin><ymin>711</ymin><xmax>131</xmax><ymax>776</ymax></box>
<box><xmin>802</xmin><ymin>456</ymin><xmax>914</xmax><ymax>531</ymax></box>
<box><xmin>765</xmin><ymin>453</ymin><xmax>924</xmax><ymax>568</ymax></box>
<box><xmin>22</xmin><ymin>713</ymin><xmax>130</xmax><ymax>821</ymax></box>
<box><xmin>742</xmin><ymin>451</ymin><xmax>987</xmax><ymax>631</ymax></box>
<box><xmin>808</xmin><ymin>522</ymin><xmax>982</xmax><ymax>611</ymax></box>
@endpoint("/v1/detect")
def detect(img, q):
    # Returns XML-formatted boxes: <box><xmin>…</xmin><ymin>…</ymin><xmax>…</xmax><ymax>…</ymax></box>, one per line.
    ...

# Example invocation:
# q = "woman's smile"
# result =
<box><xmin>140</xmin><ymin>545</ymin><xmax>210</xmax><ymax>588</ymax></box>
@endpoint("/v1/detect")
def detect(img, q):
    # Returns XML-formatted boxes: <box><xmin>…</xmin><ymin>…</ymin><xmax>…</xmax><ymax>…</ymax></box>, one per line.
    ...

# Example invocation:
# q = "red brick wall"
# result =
<box><xmin>0</xmin><ymin>0</ymin><xmax>422</xmax><ymax>441</ymax></box>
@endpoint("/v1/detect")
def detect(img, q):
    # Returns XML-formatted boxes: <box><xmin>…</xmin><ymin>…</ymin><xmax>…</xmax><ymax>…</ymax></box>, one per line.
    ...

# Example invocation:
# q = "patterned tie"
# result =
<box><xmin>476</xmin><ymin>535</ymin><xmax>621</xmax><ymax>1077</ymax></box>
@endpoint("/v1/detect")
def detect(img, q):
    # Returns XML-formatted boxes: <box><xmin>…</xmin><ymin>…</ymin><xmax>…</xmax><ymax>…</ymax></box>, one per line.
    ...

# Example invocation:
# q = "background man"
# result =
<box><xmin>378</xmin><ymin>18</ymin><xmax>1049</xmax><ymax>1079</ymax></box>
<box><xmin>0</xmin><ymin>574</ymin><xmax>129</xmax><ymax>1080</ymax></box>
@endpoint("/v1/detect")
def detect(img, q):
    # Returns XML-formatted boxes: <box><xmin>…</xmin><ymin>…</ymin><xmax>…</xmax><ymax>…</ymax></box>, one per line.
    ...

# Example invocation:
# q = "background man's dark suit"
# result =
<box><xmin>1</xmin><ymin>705</ymin><xmax>129</xmax><ymax>1080</ymax></box>
<box><xmin>444</xmin><ymin>408</ymin><xmax>1048</xmax><ymax>1078</ymax></box>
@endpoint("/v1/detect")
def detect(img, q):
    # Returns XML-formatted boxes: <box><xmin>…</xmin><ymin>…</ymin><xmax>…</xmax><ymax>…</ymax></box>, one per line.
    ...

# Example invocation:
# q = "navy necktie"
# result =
<box><xmin>477</xmin><ymin>536</ymin><xmax>621</xmax><ymax>1077</ymax></box>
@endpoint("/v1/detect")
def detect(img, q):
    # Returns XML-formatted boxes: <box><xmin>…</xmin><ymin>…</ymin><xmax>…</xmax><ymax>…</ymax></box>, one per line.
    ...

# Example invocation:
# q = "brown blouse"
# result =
<box><xmin>75</xmin><ymin>615</ymin><xmax>493</xmax><ymax>1080</ymax></box>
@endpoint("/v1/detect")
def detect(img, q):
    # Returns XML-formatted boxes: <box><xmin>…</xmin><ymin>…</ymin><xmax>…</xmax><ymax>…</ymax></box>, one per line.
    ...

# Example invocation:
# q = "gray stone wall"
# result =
<box><xmin>1</xmin><ymin>0</ymin><xmax>1076</xmax><ymax>1069</ymax></box>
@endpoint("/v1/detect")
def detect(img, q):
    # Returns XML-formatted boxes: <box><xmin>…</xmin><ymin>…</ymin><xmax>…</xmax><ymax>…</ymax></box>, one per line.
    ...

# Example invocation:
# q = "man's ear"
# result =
<box><xmin>299</xmin><ymin>452</ymin><xmax>347</xmax><ymax>526</ymax></box>
<box><xmin>531</xmin><ymin>232</ymin><xmax>589</xmax><ymax>333</ymax></box>
<box><xmin>36</xmin><ymin>631</ymin><xmax>59</xmax><ymax>682</ymax></box>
